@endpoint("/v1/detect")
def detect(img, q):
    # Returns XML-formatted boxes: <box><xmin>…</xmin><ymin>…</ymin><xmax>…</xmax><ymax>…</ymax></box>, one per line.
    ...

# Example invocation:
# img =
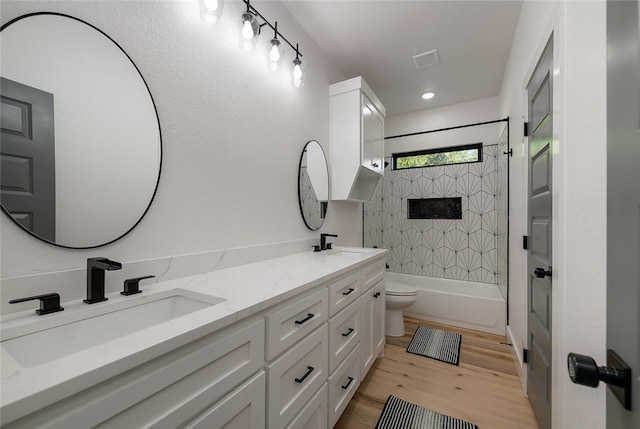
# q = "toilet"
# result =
<box><xmin>385</xmin><ymin>282</ymin><xmax>418</xmax><ymax>337</ymax></box>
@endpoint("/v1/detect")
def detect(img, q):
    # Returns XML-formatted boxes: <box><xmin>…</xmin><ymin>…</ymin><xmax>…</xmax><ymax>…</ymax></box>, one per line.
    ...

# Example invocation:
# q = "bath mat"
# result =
<box><xmin>375</xmin><ymin>395</ymin><xmax>478</xmax><ymax>429</ymax></box>
<box><xmin>406</xmin><ymin>325</ymin><xmax>461</xmax><ymax>366</ymax></box>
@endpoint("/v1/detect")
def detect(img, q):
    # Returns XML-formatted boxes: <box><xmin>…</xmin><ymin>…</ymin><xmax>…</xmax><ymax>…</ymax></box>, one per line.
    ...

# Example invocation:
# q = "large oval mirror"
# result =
<box><xmin>0</xmin><ymin>13</ymin><xmax>161</xmax><ymax>248</ymax></box>
<box><xmin>298</xmin><ymin>140</ymin><xmax>329</xmax><ymax>231</ymax></box>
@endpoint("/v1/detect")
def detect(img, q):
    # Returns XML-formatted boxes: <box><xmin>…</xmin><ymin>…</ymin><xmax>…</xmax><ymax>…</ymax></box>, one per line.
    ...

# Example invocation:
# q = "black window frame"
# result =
<box><xmin>392</xmin><ymin>142</ymin><xmax>483</xmax><ymax>170</ymax></box>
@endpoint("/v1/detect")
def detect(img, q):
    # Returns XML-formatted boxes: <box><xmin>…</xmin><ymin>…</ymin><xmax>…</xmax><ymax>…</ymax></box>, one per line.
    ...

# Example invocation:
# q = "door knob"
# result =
<box><xmin>534</xmin><ymin>267</ymin><xmax>552</xmax><ymax>278</ymax></box>
<box><xmin>567</xmin><ymin>350</ymin><xmax>632</xmax><ymax>410</ymax></box>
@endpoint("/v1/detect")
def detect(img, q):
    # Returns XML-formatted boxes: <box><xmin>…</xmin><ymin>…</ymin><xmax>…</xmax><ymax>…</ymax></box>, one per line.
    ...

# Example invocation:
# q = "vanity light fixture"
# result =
<box><xmin>200</xmin><ymin>0</ymin><xmax>304</xmax><ymax>87</ymax></box>
<box><xmin>269</xmin><ymin>22</ymin><xmax>284</xmax><ymax>71</ymax></box>
<box><xmin>200</xmin><ymin>0</ymin><xmax>224</xmax><ymax>25</ymax></box>
<box><xmin>421</xmin><ymin>91</ymin><xmax>436</xmax><ymax>100</ymax></box>
<box><xmin>292</xmin><ymin>44</ymin><xmax>303</xmax><ymax>88</ymax></box>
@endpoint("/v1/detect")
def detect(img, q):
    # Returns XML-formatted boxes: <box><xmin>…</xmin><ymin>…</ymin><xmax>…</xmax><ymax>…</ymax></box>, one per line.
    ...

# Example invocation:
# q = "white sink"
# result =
<box><xmin>325</xmin><ymin>250</ymin><xmax>367</xmax><ymax>257</ymax></box>
<box><xmin>1</xmin><ymin>289</ymin><xmax>224</xmax><ymax>368</ymax></box>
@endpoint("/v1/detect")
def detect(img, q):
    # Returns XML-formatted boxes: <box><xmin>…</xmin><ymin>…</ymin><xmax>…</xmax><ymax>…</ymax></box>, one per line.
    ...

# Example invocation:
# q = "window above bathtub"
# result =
<box><xmin>392</xmin><ymin>143</ymin><xmax>483</xmax><ymax>170</ymax></box>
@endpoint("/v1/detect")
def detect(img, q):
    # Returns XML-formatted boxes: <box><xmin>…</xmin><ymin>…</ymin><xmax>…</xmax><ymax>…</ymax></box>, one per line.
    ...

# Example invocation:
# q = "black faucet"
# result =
<box><xmin>320</xmin><ymin>233</ymin><xmax>338</xmax><ymax>251</ymax></box>
<box><xmin>85</xmin><ymin>257</ymin><xmax>122</xmax><ymax>304</ymax></box>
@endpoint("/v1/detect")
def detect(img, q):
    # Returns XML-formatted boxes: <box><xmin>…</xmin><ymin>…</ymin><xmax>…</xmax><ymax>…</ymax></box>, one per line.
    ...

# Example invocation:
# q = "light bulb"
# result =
<box><xmin>292</xmin><ymin>57</ymin><xmax>303</xmax><ymax>88</ymax></box>
<box><xmin>270</xmin><ymin>44</ymin><xmax>281</xmax><ymax>62</ymax></box>
<box><xmin>203</xmin><ymin>0</ymin><xmax>219</xmax><ymax>11</ymax></box>
<box><xmin>200</xmin><ymin>0</ymin><xmax>223</xmax><ymax>25</ymax></box>
<box><xmin>242</xmin><ymin>20</ymin><xmax>254</xmax><ymax>40</ymax></box>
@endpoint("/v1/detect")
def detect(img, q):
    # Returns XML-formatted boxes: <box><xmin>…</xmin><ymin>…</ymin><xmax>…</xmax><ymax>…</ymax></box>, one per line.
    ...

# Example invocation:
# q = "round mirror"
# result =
<box><xmin>0</xmin><ymin>13</ymin><xmax>161</xmax><ymax>248</ymax></box>
<box><xmin>298</xmin><ymin>140</ymin><xmax>329</xmax><ymax>231</ymax></box>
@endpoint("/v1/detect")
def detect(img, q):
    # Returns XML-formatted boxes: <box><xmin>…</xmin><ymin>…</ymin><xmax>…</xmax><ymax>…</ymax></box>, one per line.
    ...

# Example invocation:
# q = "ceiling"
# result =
<box><xmin>282</xmin><ymin>0</ymin><xmax>522</xmax><ymax>117</ymax></box>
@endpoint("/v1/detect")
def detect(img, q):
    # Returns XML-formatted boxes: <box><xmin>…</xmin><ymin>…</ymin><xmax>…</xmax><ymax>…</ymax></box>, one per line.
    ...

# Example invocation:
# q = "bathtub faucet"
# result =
<box><xmin>320</xmin><ymin>233</ymin><xmax>338</xmax><ymax>251</ymax></box>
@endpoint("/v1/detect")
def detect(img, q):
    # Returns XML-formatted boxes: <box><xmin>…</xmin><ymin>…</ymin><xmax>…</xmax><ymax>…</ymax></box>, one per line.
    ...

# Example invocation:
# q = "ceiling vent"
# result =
<box><xmin>413</xmin><ymin>49</ymin><xmax>440</xmax><ymax>70</ymax></box>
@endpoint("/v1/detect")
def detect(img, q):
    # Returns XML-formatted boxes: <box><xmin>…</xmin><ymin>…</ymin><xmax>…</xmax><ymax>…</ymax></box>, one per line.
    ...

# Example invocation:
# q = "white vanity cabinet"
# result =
<box><xmin>330</xmin><ymin>76</ymin><xmax>386</xmax><ymax>203</ymax></box>
<box><xmin>2</xmin><ymin>252</ymin><xmax>387</xmax><ymax>429</ymax></box>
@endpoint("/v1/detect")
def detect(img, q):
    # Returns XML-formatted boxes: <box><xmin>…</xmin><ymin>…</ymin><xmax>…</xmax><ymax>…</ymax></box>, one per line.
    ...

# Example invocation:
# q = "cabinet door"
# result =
<box><xmin>372</xmin><ymin>280</ymin><xmax>386</xmax><ymax>359</ymax></box>
<box><xmin>360</xmin><ymin>280</ymin><xmax>385</xmax><ymax>377</ymax></box>
<box><xmin>359</xmin><ymin>290</ymin><xmax>374</xmax><ymax>377</ymax></box>
<box><xmin>371</xmin><ymin>108</ymin><xmax>384</xmax><ymax>175</ymax></box>
<box><xmin>361</xmin><ymin>94</ymin><xmax>374</xmax><ymax>170</ymax></box>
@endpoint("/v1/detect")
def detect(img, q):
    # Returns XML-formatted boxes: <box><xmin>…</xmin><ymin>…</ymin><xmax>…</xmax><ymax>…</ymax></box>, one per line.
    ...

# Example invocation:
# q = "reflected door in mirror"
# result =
<box><xmin>0</xmin><ymin>77</ymin><xmax>55</xmax><ymax>241</ymax></box>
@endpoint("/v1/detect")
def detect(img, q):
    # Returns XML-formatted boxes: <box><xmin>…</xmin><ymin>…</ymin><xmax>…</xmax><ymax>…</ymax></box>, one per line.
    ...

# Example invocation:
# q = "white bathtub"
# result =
<box><xmin>385</xmin><ymin>272</ymin><xmax>506</xmax><ymax>336</ymax></box>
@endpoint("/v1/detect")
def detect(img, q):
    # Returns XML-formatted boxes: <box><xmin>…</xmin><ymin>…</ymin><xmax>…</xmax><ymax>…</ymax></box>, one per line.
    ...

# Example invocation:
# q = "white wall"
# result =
<box><xmin>385</xmin><ymin>96</ymin><xmax>502</xmax><ymax>156</ymax></box>
<box><xmin>499</xmin><ymin>1</ymin><xmax>607</xmax><ymax>428</ymax></box>
<box><xmin>0</xmin><ymin>0</ymin><xmax>362</xmax><ymax>279</ymax></box>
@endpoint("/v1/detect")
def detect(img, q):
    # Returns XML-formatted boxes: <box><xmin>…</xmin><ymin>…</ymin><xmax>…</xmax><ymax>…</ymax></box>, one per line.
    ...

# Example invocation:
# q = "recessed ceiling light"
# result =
<box><xmin>421</xmin><ymin>92</ymin><xmax>435</xmax><ymax>100</ymax></box>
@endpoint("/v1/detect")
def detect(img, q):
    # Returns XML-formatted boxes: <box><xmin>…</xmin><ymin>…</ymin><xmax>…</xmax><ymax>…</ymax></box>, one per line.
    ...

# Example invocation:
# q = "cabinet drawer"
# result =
<box><xmin>183</xmin><ymin>371</ymin><xmax>266</xmax><ymax>429</ymax></box>
<box><xmin>10</xmin><ymin>318</ymin><xmax>265</xmax><ymax>429</ymax></box>
<box><xmin>327</xmin><ymin>271</ymin><xmax>360</xmax><ymax>316</ymax></box>
<box><xmin>328</xmin><ymin>300</ymin><xmax>359</xmax><ymax>373</ymax></box>
<box><xmin>266</xmin><ymin>288</ymin><xmax>328</xmax><ymax>360</ymax></box>
<box><xmin>328</xmin><ymin>345</ymin><xmax>360</xmax><ymax>428</ymax></box>
<box><xmin>362</xmin><ymin>260</ymin><xmax>385</xmax><ymax>292</ymax></box>
<box><xmin>285</xmin><ymin>383</ymin><xmax>327</xmax><ymax>429</ymax></box>
<box><xmin>267</xmin><ymin>325</ymin><xmax>328</xmax><ymax>429</ymax></box>
<box><xmin>94</xmin><ymin>318</ymin><xmax>265</xmax><ymax>429</ymax></box>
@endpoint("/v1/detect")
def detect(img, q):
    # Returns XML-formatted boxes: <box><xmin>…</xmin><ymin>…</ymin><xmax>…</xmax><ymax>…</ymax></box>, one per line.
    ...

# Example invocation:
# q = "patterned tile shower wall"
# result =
<box><xmin>299</xmin><ymin>166</ymin><xmax>324</xmax><ymax>229</ymax></box>
<box><xmin>364</xmin><ymin>145</ymin><xmax>499</xmax><ymax>284</ymax></box>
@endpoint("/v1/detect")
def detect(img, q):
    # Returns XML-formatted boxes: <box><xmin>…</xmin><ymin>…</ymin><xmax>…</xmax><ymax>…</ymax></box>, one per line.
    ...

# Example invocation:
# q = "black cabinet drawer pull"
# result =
<box><xmin>342</xmin><ymin>288</ymin><xmax>355</xmax><ymax>296</ymax></box>
<box><xmin>341</xmin><ymin>376</ymin><xmax>354</xmax><ymax>389</ymax></box>
<box><xmin>295</xmin><ymin>366</ymin><xmax>315</xmax><ymax>383</ymax></box>
<box><xmin>373</xmin><ymin>291</ymin><xmax>381</xmax><ymax>298</ymax></box>
<box><xmin>341</xmin><ymin>328</ymin><xmax>354</xmax><ymax>337</ymax></box>
<box><xmin>295</xmin><ymin>313</ymin><xmax>314</xmax><ymax>325</ymax></box>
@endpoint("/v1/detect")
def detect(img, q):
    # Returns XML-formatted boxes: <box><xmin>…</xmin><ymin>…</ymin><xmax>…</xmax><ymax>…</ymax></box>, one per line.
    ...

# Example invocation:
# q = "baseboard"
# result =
<box><xmin>507</xmin><ymin>325</ymin><xmax>527</xmax><ymax>395</ymax></box>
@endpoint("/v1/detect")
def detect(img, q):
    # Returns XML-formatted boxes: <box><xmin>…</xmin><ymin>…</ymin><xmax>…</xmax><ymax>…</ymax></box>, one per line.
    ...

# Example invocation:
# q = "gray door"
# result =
<box><xmin>607</xmin><ymin>0</ymin><xmax>640</xmax><ymax>426</ymax></box>
<box><xmin>526</xmin><ymin>38</ymin><xmax>553</xmax><ymax>429</ymax></box>
<box><xmin>0</xmin><ymin>77</ymin><xmax>55</xmax><ymax>241</ymax></box>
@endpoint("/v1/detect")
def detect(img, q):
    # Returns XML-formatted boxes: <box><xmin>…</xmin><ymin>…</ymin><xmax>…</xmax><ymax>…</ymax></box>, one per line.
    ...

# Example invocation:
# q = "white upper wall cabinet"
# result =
<box><xmin>330</xmin><ymin>77</ymin><xmax>385</xmax><ymax>203</ymax></box>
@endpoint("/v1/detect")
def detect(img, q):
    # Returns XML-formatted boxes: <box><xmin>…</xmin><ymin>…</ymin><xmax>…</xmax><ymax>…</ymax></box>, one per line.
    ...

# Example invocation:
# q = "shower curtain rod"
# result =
<box><xmin>385</xmin><ymin>117</ymin><xmax>509</xmax><ymax>140</ymax></box>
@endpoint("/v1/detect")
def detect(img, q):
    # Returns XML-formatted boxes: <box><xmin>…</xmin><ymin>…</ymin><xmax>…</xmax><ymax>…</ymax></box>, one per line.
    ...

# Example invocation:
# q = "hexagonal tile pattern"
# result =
<box><xmin>364</xmin><ymin>144</ymin><xmax>505</xmax><ymax>286</ymax></box>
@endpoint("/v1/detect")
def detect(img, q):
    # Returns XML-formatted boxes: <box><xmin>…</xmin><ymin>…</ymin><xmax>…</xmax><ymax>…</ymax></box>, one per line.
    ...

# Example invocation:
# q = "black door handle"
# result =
<box><xmin>567</xmin><ymin>350</ymin><xmax>631</xmax><ymax>410</ymax></box>
<box><xmin>534</xmin><ymin>267</ymin><xmax>552</xmax><ymax>278</ymax></box>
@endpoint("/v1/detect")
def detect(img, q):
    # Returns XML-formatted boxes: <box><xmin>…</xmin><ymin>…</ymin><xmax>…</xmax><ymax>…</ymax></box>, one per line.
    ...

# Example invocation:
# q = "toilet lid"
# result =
<box><xmin>385</xmin><ymin>282</ymin><xmax>418</xmax><ymax>296</ymax></box>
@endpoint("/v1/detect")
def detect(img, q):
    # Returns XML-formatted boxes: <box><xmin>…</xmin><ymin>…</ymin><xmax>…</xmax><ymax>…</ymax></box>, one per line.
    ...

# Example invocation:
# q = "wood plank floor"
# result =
<box><xmin>334</xmin><ymin>317</ymin><xmax>540</xmax><ymax>429</ymax></box>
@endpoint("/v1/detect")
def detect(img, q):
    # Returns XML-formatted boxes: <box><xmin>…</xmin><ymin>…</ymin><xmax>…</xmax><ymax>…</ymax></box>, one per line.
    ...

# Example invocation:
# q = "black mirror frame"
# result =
<box><xmin>0</xmin><ymin>12</ymin><xmax>162</xmax><ymax>249</ymax></box>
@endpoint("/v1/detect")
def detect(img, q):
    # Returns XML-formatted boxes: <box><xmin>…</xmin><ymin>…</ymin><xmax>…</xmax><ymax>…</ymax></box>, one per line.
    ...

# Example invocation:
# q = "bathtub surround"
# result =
<box><xmin>365</xmin><ymin>145</ymin><xmax>500</xmax><ymax>284</ymax></box>
<box><xmin>387</xmin><ymin>272</ymin><xmax>505</xmax><ymax>336</ymax></box>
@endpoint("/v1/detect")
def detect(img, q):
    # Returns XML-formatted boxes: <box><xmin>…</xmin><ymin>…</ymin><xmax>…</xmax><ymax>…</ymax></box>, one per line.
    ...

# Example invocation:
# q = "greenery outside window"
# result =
<box><xmin>392</xmin><ymin>143</ymin><xmax>483</xmax><ymax>170</ymax></box>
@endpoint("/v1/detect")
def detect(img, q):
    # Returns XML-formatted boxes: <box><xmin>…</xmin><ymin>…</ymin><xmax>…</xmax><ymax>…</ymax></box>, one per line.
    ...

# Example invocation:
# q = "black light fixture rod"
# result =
<box><xmin>241</xmin><ymin>0</ymin><xmax>302</xmax><ymax>57</ymax></box>
<box><xmin>385</xmin><ymin>117</ymin><xmax>509</xmax><ymax>140</ymax></box>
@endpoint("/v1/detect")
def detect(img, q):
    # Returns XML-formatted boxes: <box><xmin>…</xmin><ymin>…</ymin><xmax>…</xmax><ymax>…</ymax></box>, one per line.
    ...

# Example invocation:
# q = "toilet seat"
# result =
<box><xmin>385</xmin><ymin>282</ymin><xmax>417</xmax><ymax>296</ymax></box>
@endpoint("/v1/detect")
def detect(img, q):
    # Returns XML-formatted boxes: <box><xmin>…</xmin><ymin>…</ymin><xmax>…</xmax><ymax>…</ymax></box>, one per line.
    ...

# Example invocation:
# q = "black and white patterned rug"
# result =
<box><xmin>406</xmin><ymin>326</ymin><xmax>462</xmax><ymax>366</ymax></box>
<box><xmin>375</xmin><ymin>395</ymin><xmax>478</xmax><ymax>429</ymax></box>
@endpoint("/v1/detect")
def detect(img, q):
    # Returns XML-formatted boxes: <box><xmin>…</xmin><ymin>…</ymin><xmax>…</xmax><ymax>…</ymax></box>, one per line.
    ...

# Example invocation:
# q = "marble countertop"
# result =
<box><xmin>0</xmin><ymin>246</ymin><xmax>386</xmax><ymax>424</ymax></box>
